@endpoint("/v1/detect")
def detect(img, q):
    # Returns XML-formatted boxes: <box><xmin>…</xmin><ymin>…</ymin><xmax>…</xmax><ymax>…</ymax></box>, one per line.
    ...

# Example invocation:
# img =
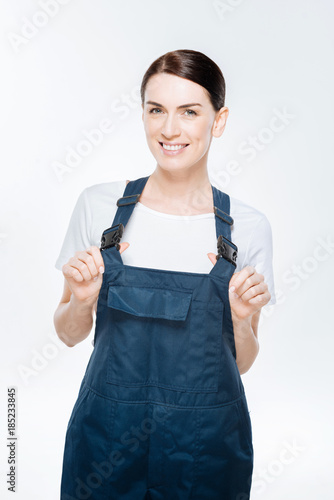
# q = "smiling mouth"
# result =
<box><xmin>159</xmin><ymin>142</ymin><xmax>189</xmax><ymax>151</ymax></box>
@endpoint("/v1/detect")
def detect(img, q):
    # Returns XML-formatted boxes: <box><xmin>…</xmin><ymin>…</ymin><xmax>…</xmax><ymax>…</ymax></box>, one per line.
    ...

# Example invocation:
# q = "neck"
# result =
<box><xmin>142</xmin><ymin>167</ymin><xmax>214</xmax><ymax>215</ymax></box>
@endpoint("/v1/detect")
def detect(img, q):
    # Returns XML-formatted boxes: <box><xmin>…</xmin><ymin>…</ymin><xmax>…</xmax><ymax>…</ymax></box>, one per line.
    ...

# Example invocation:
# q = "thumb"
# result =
<box><xmin>207</xmin><ymin>252</ymin><xmax>217</xmax><ymax>266</ymax></box>
<box><xmin>119</xmin><ymin>242</ymin><xmax>130</xmax><ymax>254</ymax></box>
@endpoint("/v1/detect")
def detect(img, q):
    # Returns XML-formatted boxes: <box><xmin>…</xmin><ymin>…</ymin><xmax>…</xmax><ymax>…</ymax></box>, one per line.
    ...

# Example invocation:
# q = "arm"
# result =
<box><xmin>53</xmin><ymin>278</ymin><xmax>97</xmax><ymax>348</ymax></box>
<box><xmin>54</xmin><ymin>181</ymin><xmax>131</xmax><ymax>347</ymax></box>
<box><xmin>229</xmin><ymin>265</ymin><xmax>271</xmax><ymax>374</ymax></box>
<box><xmin>233</xmin><ymin>309</ymin><xmax>260</xmax><ymax>375</ymax></box>
<box><xmin>53</xmin><ymin>245</ymin><xmax>105</xmax><ymax>347</ymax></box>
<box><xmin>54</xmin><ymin>243</ymin><xmax>129</xmax><ymax>347</ymax></box>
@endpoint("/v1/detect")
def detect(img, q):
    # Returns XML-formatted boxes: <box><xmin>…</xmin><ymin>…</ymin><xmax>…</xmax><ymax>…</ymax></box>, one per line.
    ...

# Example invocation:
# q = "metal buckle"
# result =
<box><xmin>216</xmin><ymin>235</ymin><xmax>238</xmax><ymax>266</ymax></box>
<box><xmin>117</xmin><ymin>194</ymin><xmax>141</xmax><ymax>207</ymax></box>
<box><xmin>100</xmin><ymin>223</ymin><xmax>124</xmax><ymax>251</ymax></box>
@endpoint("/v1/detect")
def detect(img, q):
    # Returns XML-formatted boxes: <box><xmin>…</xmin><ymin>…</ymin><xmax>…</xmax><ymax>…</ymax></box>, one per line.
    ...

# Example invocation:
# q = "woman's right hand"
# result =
<box><xmin>62</xmin><ymin>243</ymin><xmax>130</xmax><ymax>305</ymax></box>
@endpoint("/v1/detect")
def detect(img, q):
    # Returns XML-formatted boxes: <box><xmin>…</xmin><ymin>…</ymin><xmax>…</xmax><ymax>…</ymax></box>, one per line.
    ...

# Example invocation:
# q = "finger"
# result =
<box><xmin>64</xmin><ymin>254</ymin><xmax>95</xmax><ymax>282</ymax></box>
<box><xmin>235</xmin><ymin>271</ymin><xmax>264</xmax><ymax>297</ymax></box>
<box><xmin>87</xmin><ymin>245</ymin><xmax>104</xmax><ymax>271</ymax></box>
<box><xmin>229</xmin><ymin>270</ymin><xmax>241</xmax><ymax>286</ymax></box>
<box><xmin>248</xmin><ymin>289</ymin><xmax>271</xmax><ymax>307</ymax></box>
<box><xmin>62</xmin><ymin>261</ymin><xmax>86</xmax><ymax>282</ymax></box>
<box><xmin>238</xmin><ymin>281</ymin><xmax>268</xmax><ymax>303</ymax></box>
<box><xmin>229</xmin><ymin>265</ymin><xmax>256</xmax><ymax>293</ymax></box>
<box><xmin>75</xmin><ymin>249</ymin><xmax>100</xmax><ymax>280</ymax></box>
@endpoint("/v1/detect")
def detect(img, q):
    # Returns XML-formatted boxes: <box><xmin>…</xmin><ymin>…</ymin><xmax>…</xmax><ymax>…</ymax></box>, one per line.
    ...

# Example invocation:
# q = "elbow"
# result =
<box><xmin>54</xmin><ymin>324</ymin><xmax>75</xmax><ymax>348</ymax></box>
<box><xmin>238</xmin><ymin>364</ymin><xmax>252</xmax><ymax>375</ymax></box>
<box><xmin>58</xmin><ymin>335</ymin><xmax>76</xmax><ymax>348</ymax></box>
<box><xmin>55</xmin><ymin>325</ymin><xmax>76</xmax><ymax>348</ymax></box>
<box><xmin>237</xmin><ymin>361</ymin><xmax>254</xmax><ymax>376</ymax></box>
<box><xmin>238</xmin><ymin>364</ymin><xmax>250</xmax><ymax>375</ymax></box>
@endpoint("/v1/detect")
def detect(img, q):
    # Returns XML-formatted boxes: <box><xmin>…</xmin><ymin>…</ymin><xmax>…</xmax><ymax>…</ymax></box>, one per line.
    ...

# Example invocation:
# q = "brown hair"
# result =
<box><xmin>140</xmin><ymin>49</ymin><xmax>226</xmax><ymax>112</ymax></box>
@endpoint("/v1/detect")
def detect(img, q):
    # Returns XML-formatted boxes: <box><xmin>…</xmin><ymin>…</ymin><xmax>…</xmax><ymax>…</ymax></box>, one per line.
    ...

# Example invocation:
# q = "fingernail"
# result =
<box><xmin>93</xmin><ymin>276</ymin><xmax>98</xmax><ymax>281</ymax></box>
<box><xmin>229</xmin><ymin>286</ymin><xmax>235</xmax><ymax>293</ymax></box>
<box><xmin>99</xmin><ymin>266</ymin><xmax>104</xmax><ymax>274</ymax></box>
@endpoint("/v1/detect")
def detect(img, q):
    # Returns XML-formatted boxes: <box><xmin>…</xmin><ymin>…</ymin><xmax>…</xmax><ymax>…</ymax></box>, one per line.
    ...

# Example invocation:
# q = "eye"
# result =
<box><xmin>184</xmin><ymin>109</ymin><xmax>197</xmax><ymax>116</ymax></box>
<box><xmin>148</xmin><ymin>107</ymin><xmax>197</xmax><ymax>116</ymax></box>
<box><xmin>149</xmin><ymin>107</ymin><xmax>163</xmax><ymax>114</ymax></box>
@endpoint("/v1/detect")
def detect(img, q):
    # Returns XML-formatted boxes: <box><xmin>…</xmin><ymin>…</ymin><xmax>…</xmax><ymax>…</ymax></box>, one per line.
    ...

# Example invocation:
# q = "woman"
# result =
<box><xmin>54</xmin><ymin>49</ymin><xmax>275</xmax><ymax>500</ymax></box>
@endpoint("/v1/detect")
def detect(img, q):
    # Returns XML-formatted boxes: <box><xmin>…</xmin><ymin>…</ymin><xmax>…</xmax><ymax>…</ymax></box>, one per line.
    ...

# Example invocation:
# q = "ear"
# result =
<box><xmin>212</xmin><ymin>106</ymin><xmax>229</xmax><ymax>138</ymax></box>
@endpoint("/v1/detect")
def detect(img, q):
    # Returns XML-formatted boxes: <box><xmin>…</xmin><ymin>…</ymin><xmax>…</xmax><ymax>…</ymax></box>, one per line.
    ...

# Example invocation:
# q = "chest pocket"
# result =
<box><xmin>106</xmin><ymin>283</ymin><xmax>223</xmax><ymax>393</ymax></box>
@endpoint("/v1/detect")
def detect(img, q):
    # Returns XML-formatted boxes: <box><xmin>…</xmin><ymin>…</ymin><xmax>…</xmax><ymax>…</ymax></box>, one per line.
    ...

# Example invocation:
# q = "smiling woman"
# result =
<box><xmin>140</xmin><ymin>56</ymin><xmax>229</xmax><ymax>176</ymax></box>
<box><xmin>55</xmin><ymin>49</ymin><xmax>275</xmax><ymax>500</ymax></box>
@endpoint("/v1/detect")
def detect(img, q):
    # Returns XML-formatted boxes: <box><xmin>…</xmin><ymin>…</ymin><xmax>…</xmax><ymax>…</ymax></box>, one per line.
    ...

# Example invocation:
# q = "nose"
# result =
<box><xmin>160</xmin><ymin>113</ymin><xmax>181</xmax><ymax>139</ymax></box>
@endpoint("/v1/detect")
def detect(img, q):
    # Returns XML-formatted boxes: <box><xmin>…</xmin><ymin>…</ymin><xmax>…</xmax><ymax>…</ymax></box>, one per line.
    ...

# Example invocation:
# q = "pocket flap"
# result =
<box><xmin>107</xmin><ymin>285</ymin><xmax>192</xmax><ymax>321</ymax></box>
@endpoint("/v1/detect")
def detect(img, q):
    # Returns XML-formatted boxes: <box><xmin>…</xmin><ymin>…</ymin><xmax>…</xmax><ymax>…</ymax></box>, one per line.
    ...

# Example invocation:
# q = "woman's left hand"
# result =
<box><xmin>207</xmin><ymin>255</ymin><xmax>271</xmax><ymax>321</ymax></box>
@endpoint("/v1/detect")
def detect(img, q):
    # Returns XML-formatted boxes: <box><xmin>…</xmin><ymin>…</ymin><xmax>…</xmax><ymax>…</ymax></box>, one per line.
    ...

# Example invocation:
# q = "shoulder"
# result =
<box><xmin>230</xmin><ymin>195</ymin><xmax>267</xmax><ymax>223</ymax></box>
<box><xmin>84</xmin><ymin>179</ymin><xmax>127</xmax><ymax>199</ymax></box>
<box><xmin>229</xmin><ymin>195</ymin><xmax>274</xmax><ymax>263</ymax></box>
<box><xmin>229</xmin><ymin>195</ymin><xmax>272</xmax><ymax>236</ymax></box>
<box><xmin>228</xmin><ymin>195</ymin><xmax>276</xmax><ymax>305</ymax></box>
<box><xmin>79</xmin><ymin>179</ymin><xmax>128</xmax><ymax>209</ymax></box>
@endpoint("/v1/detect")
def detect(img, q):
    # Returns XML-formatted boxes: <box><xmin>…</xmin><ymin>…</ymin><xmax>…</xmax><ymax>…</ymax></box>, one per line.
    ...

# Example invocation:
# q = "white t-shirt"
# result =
<box><xmin>55</xmin><ymin>179</ymin><xmax>276</xmax><ymax>305</ymax></box>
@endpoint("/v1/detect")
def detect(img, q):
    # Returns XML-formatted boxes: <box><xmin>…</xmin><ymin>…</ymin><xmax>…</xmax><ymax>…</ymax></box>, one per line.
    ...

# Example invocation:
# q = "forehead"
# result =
<box><xmin>145</xmin><ymin>73</ymin><xmax>209</xmax><ymax>105</ymax></box>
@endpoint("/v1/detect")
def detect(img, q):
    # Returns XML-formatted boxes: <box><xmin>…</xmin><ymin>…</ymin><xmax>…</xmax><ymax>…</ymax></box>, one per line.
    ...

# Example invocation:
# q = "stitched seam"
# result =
<box><xmin>107</xmin><ymin>263</ymin><xmax>210</xmax><ymax>278</ymax></box>
<box><xmin>192</xmin><ymin>409</ymin><xmax>201</xmax><ymax>496</ymax></box>
<box><xmin>85</xmin><ymin>384</ymin><xmax>245</xmax><ymax>409</ymax></box>
<box><xmin>106</xmin><ymin>379</ymin><xmax>217</xmax><ymax>392</ymax></box>
<box><xmin>108</xmin><ymin>283</ymin><xmax>193</xmax><ymax>294</ymax></box>
<box><xmin>237</xmin><ymin>399</ymin><xmax>253</xmax><ymax>453</ymax></box>
<box><xmin>107</xmin><ymin>283</ymin><xmax>222</xmax><ymax>309</ymax></box>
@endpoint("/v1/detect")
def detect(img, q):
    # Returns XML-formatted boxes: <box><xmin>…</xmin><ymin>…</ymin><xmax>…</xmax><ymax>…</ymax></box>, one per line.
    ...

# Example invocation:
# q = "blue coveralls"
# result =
<box><xmin>60</xmin><ymin>176</ymin><xmax>254</xmax><ymax>500</ymax></box>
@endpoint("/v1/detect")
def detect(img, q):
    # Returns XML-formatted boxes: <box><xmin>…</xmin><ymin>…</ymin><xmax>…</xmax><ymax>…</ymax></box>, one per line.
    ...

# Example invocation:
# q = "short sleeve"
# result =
<box><xmin>245</xmin><ymin>215</ymin><xmax>276</xmax><ymax>306</ymax></box>
<box><xmin>55</xmin><ymin>188</ymin><xmax>92</xmax><ymax>271</ymax></box>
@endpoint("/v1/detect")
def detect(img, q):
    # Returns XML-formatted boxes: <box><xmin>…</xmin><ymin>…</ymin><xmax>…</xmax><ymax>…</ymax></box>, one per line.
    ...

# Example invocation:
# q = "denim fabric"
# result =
<box><xmin>60</xmin><ymin>176</ymin><xmax>253</xmax><ymax>500</ymax></box>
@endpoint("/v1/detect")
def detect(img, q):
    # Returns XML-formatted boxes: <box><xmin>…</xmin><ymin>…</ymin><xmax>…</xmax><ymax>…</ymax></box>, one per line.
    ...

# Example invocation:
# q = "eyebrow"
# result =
<box><xmin>146</xmin><ymin>101</ymin><xmax>203</xmax><ymax>109</ymax></box>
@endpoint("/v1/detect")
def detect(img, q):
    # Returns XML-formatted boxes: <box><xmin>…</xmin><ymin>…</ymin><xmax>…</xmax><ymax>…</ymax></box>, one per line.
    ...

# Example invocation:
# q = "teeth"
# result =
<box><xmin>162</xmin><ymin>143</ymin><xmax>187</xmax><ymax>151</ymax></box>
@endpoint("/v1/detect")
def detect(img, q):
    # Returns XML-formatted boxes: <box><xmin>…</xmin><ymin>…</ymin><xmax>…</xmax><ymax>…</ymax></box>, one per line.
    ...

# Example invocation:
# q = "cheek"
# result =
<box><xmin>144</xmin><ymin>120</ymin><xmax>159</xmax><ymax>139</ymax></box>
<box><xmin>190</xmin><ymin>121</ymin><xmax>213</xmax><ymax>144</ymax></box>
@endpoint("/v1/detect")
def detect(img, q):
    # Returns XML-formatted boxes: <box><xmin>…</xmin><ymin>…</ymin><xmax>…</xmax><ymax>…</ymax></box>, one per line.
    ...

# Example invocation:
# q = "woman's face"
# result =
<box><xmin>142</xmin><ymin>73</ymin><xmax>228</xmax><ymax>173</ymax></box>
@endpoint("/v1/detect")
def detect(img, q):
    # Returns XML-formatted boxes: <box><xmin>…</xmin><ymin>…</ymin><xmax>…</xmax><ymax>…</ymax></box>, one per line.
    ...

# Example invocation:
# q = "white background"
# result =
<box><xmin>1</xmin><ymin>0</ymin><xmax>333</xmax><ymax>498</ymax></box>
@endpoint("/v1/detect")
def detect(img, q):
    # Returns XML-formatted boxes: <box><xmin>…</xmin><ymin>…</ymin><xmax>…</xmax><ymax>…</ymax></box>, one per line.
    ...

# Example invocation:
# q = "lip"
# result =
<box><xmin>158</xmin><ymin>141</ymin><xmax>190</xmax><ymax>156</ymax></box>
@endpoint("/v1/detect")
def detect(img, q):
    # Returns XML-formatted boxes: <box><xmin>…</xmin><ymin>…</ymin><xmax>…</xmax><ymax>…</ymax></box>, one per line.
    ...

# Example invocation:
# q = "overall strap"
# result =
<box><xmin>111</xmin><ymin>176</ymin><xmax>150</xmax><ymax>227</ymax></box>
<box><xmin>211</xmin><ymin>185</ymin><xmax>238</xmax><ymax>267</ymax></box>
<box><xmin>113</xmin><ymin>177</ymin><xmax>234</xmax><ymax>235</ymax></box>
<box><xmin>211</xmin><ymin>185</ymin><xmax>233</xmax><ymax>240</ymax></box>
<box><xmin>106</xmin><ymin>176</ymin><xmax>237</xmax><ymax>267</ymax></box>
